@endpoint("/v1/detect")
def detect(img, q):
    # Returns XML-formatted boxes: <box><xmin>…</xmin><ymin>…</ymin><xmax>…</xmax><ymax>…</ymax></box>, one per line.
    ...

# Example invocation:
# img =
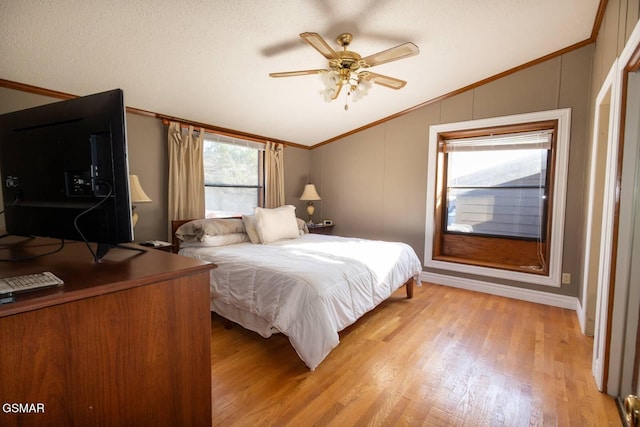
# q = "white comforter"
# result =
<box><xmin>179</xmin><ymin>233</ymin><xmax>422</xmax><ymax>370</ymax></box>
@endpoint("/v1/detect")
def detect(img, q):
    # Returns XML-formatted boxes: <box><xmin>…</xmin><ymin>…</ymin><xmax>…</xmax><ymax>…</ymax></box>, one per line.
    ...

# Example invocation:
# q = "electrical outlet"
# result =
<box><xmin>562</xmin><ymin>273</ymin><xmax>571</xmax><ymax>284</ymax></box>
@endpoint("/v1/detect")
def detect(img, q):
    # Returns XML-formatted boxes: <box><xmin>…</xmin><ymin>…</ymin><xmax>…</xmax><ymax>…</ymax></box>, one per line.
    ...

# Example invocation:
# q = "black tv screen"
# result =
<box><xmin>0</xmin><ymin>89</ymin><xmax>133</xmax><ymax>257</ymax></box>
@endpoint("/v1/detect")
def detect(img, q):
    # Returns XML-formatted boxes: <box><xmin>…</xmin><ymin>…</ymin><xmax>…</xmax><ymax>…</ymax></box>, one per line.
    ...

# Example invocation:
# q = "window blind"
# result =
<box><xmin>442</xmin><ymin>130</ymin><xmax>553</xmax><ymax>152</ymax></box>
<box><xmin>204</xmin><ymin>132</ymin><xmax>265</xmax><ymax>151</ymax></box>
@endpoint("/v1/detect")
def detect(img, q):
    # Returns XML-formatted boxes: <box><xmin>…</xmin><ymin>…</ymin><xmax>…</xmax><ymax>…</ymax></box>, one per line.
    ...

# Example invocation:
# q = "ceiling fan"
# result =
<box><xmin>269</xmin><ymin>32</ymin><xmax>419</xmax><ymax>109</ymax></box>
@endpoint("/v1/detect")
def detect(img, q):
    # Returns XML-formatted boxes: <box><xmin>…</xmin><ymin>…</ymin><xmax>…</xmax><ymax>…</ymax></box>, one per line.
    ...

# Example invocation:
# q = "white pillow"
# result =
<box><xmin>254</xmin><ymin>205</ymin><xmax>299</xmax><ymax>244</ymax></box>
<box><xmin>242</xmin><ymin>214</ymin><xmax>261</xmax><ymax>244</ymax></box>
<box><xmin>175</xmin><ymin>218</ymin><xmax>245</xmax><ymax>242</ymax></box>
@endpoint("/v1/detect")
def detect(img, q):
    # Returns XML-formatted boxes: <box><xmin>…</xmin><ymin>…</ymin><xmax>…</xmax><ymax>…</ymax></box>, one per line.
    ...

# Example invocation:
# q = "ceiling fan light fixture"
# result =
<box><xmin>271</xmin><ymin>32</ymin><xmax>419</xmax><ymax>109</ymax></box>
<box><xmin>351</xmin><ymin>77</ymin><xmax>371</xmax><ymax>102</ymax></box>
<box><xmin>321</xmin><ymin>86</ymin><xmax>338</xmax><ymax>103</ymax></box>
<box><xmin>321</xmin><ymin>69</ymin><xmax>371</xmax><ymax>103</ymax></box>
<box><xmin>320</xmin><ymin>71</ymin><xmax>341</xmax><ymax>102</ymax></box>
<box><xmin>321</xmin><ymin>70</ymin><xmax>339</xmax><ymax>88</ymax></box>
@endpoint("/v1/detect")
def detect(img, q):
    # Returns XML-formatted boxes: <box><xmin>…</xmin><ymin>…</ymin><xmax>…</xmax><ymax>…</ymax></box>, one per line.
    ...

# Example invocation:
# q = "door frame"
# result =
<box><xmin>612</xmin><ymin>39</ymin><xmax>640</xmax><ymax>399</ymax></box>
<box><xmin>592</xmin><ymin>18</ymin><xmax>640</xmax><ymax>396</ymax></box>
<box><xmin>588</xmin><ymin>61</ymin><xmax>620</xmax><ymax>391</ymax></box>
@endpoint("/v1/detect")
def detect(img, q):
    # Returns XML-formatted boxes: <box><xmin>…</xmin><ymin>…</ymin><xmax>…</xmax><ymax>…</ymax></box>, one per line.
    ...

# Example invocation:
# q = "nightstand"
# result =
<box><xmin>139</xmin><ymin>241</ymin><xmax>175</xmax><ymax>252</ymax></box>
<box><xmin>151</xmin><ymin>244</ymin><xmax>175</xmax><ymax>253</ymax></box>
<box><xmin>308</xmin><ymin>224</ymin><xmax>334</xmax><ymax>235</ymax></box>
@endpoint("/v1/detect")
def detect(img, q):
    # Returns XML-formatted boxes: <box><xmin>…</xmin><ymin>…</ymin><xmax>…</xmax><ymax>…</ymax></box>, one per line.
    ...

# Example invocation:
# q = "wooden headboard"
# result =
<box><xmin>171</xmin><ymin>219</ymin><xmax>195</xmax><ymax>254</ymax></box>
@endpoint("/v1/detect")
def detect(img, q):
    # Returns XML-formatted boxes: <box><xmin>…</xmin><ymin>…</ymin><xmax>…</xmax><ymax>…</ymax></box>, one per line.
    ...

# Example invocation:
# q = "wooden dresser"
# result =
<box><xmin>0</xmin><ymin>237</ymin><xmax>215</xmax><ymax>427</ymax></box>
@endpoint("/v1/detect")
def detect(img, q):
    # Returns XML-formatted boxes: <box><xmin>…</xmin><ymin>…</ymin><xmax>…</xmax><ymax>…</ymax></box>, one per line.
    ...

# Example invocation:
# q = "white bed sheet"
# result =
<box><xmin>179</xmin><ymin>233</ymin><xmax>422</xmax><ymax>370</ymax></box>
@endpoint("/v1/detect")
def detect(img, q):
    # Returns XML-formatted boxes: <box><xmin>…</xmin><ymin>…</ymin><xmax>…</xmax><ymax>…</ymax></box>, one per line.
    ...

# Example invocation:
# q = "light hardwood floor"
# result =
<box><xmin>211</xmin><ymin>282</ymin><xmax>621</xmax><ymax>426</ymax></box>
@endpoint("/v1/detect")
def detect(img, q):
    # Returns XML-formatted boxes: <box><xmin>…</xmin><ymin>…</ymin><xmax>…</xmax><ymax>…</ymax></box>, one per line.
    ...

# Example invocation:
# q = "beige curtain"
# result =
<box><xmin>264</xmin><ymin>141</ymin><xmax>285</xmax><ymax>208</ymax></box>
<box><xmin>168</xmin><ymin>122</ymin><xmax>205</xmax><ymax>222</ymax></box>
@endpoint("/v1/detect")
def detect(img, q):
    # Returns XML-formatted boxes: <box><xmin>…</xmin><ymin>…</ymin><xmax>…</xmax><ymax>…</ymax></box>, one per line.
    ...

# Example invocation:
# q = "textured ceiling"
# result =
<box><xmin>0</xmin><ymin>0</ymin><xmax>600</xmax><ymax>146</ymax></box>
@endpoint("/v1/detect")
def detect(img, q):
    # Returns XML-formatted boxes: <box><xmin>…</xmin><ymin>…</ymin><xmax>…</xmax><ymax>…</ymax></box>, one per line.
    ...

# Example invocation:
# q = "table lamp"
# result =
<box><xmin>299</xmin><ymin>183</ymin><xmax>321</xmax><ymax>224</ymax></box>
<box><xmin>129</xmin><ymin>175</ymin><xmax>152</xmax><ymax>227</ymax></box>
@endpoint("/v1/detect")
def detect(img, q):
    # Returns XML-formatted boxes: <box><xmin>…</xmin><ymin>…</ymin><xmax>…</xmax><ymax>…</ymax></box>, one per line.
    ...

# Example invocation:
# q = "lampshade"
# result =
<box><xmin>321</xmin><ymin>70</ymin><xmax>372</xmax><ymax>109</ymax></box>
<box><xmin>299</xmin><ymin>184</ymin><xmax>321</xmax><ymax>201</ymax></box>
<box><xmin>129</xmin><ymin>175</ymin><xmax>152</xmax><ymax>203</ymax></box>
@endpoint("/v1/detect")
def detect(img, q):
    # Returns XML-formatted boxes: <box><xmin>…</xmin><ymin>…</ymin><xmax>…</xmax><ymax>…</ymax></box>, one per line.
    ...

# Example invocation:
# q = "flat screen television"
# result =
<box><xmin>0</xmin><ymin>89</ymin><xmax>134</xmax><ymax>261</ymax></box>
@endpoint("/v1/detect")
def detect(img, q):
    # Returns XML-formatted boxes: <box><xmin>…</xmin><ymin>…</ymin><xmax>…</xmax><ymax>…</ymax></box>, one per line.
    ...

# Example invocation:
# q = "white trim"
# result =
<box><xmin>576</xmin><ymin>299</ymin><xmax>588</xmax><ymax>335</ymax></box>
<box><xmin>421</xmin><ymin>272</ymin><xmax>577</xmax><ymax>310</ymax></box>
<box><xmin>580</xmin><ymin>62</ymin><xmax>617</xmax><ymax>335</ymax></box>
<box><xmin>424</xmin><ymin>108</ymin><xmax>572</xmax><ymax>287</ymax></box>
<box><xmin>592</xmin><ymin>58</ymin><xmax>623</xmax><ymax>392</ymax></box>
<box><xmin>583</xmin><ymin>61</ymin><xmax>618</xmax><ymax>390</ymax></box>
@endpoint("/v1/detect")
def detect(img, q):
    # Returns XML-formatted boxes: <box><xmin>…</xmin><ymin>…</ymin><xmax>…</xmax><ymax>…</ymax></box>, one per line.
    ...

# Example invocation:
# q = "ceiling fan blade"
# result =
<box><xmin>269</xmin><ymin>69</ymin><xmax>327</xmax><ymax>78</ymax></box>
<box><xmin>361</xmin><ymin>72</ymin><xmax>407</xmax><ymax>89</ymax></box>
<box><xmin>360</xmin><ymin>42</ymin><xmax>419</xmax><ymax>67</ymax></box>
<box><xmin>300</xmin><ymin>32</ymin><xmax>337</xmax><ymax>60</ymax></box>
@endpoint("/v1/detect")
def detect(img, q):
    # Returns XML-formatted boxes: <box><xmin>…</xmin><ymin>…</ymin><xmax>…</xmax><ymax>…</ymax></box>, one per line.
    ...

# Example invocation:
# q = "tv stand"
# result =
<box><xmin>95</xmin><ymin>242</ymin><xmax>147</xmax><ymax>261</ymax></box>
<box><xmin>0</xmin><ymin>238</ymin><xmax>215</xmax><ymax>426</ymax></box>
<box><xmin>0</xmin><ymin>233</ymin><xmax>35</xmax><ymax>241</ymax></box>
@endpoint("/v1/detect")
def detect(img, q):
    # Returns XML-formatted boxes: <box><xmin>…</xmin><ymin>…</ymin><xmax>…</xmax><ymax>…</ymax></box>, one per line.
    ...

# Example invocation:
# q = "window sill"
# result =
<box><xmin>433</xmin><ymin>255</ymin><xmax>547</xmax><ymax>275</ymax></box>
<box><xmin>425</xmin><ymin>257</ymin><xmax>560</xmax><ymax>287</ymax></box>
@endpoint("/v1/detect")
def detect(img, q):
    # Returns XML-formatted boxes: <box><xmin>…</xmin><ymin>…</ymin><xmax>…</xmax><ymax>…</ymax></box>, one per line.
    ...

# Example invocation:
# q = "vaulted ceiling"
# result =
<box><xmin>0</xmin><ymin>0</ymin><xmax>602</xmax><ymax>147</ymax></box>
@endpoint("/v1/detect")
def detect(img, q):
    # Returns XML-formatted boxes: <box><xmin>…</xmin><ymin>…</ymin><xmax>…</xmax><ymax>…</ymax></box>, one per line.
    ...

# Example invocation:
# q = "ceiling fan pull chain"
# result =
<box><xmin>344</xmin><ymin>88</ymin><xmax>349</xmax><ymax>111</ymax></box>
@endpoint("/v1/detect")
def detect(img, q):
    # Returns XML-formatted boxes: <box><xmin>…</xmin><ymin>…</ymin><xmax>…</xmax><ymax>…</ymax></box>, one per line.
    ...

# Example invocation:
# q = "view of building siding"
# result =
<box><xmin>447</xmin><ymin>149</ymin><xmax>547</xmax><ymax>239</ymax></box>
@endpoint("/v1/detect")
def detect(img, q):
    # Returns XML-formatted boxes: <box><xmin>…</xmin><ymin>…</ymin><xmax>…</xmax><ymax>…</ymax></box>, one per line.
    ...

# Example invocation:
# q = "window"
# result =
<box><xmin>203</xmin><ymin>134</ymin><xmax>264</xmax><ymax>218</ymax></box>
<box><xmin>445</xmin><ymin>130</ymin><xmax>551</xmax><ymax>240</ymax></box>
<box><xmin>425</xmin><ymin>109</ymin><xmax>571</xmax><ymax>287</ymax></box>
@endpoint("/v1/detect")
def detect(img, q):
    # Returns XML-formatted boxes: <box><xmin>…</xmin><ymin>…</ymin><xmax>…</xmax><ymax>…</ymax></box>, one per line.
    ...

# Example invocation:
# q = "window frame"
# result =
<box><xmin>424</xmin><ymin>109</ymin><xmax>571</xmax><ymax>287</ymax></box>
<box><xmin>203</xmin><ymin>134</ymin><xmax>265</xmax><ymax>218</ymax></box>
<box><xmin>443</xmin><ymin>129</ymin><xmax>553</xmax><ymax>241</ymax></box>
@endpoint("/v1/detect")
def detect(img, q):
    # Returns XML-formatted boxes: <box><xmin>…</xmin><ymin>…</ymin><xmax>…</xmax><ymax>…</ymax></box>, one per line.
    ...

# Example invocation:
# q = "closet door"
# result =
<box><xmin>613</xmin><ymin>46</ymin><xmax>640</xmax><ymax>426</ymax></box>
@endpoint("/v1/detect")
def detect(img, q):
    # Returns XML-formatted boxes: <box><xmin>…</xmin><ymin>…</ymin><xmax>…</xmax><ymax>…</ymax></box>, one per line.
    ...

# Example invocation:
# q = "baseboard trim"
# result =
<box><xmin>421</xmin><ymin>272</ymin><xmax>578</xmax><ymax>310</ymax></box>
<box><xmin>576</xmin><ymin>300</ymin><xmax>587</xmax><ymax>334</ymax></box>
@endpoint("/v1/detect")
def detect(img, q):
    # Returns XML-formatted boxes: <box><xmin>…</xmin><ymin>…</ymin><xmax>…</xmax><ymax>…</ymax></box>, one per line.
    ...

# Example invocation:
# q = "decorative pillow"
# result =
<box><xmin>297</xmin><ymin>218</ymin><xmax>309</xmax><ymax>235</ymax></box>
<box><xmin>242</xmin><ymin>214</ymin><xmax>261</xmax><ymax>244</ymax></box>
<box><xmin>175</xmin><ymin>218</ymin><xmax>245</xmax><ymax>242</ymax></box>
<box><xmin>254</xmin><ymin>205</ymin><xmax>299</xmax><ymax>244</ymax></box>
<box><xmin>179</xmin><ymin>232</ymin><xmax>249</xmax><ymax>247</ymax></box>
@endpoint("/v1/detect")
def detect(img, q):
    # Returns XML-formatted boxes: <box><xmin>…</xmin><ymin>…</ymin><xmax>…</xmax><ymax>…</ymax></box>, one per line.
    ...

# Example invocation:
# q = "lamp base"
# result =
<box><xmin>306</xmin><ymin>202</ymin><xmax>315</xmax><ymax>224</ymax></box>
<box><xmin>132</xmin><ymin>206</ymin><xmax>139</xmax><ymax>227</ymax></box>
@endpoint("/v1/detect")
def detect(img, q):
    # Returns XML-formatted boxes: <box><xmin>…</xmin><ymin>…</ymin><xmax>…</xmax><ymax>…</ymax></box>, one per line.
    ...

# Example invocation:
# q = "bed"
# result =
<box><xmin>171</xmin><ymin>206</ymin><xmax>422</xmax><ymax>370</ymax></box>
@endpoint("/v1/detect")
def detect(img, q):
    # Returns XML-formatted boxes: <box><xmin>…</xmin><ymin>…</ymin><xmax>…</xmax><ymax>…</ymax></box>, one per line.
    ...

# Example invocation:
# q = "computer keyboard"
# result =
<box><xmin>0</xmin><ymin>271</ymin><xmax>64</xmax><ymax>294</ymax></box>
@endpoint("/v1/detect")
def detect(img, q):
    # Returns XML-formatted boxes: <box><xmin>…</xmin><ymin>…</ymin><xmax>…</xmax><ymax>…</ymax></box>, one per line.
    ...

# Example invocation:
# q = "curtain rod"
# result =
<box><xmin>159</xmin><ymin>116</ymin><xmax>306</xmax><ymax>149</ymax></box>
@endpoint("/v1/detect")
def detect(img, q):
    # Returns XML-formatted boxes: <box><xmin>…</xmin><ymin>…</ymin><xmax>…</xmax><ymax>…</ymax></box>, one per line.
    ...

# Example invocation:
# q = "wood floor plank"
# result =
<box><xmin>211</xmin><ymin>282</ymin><xmax>621</xmax><ymax>426</ymax></box>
